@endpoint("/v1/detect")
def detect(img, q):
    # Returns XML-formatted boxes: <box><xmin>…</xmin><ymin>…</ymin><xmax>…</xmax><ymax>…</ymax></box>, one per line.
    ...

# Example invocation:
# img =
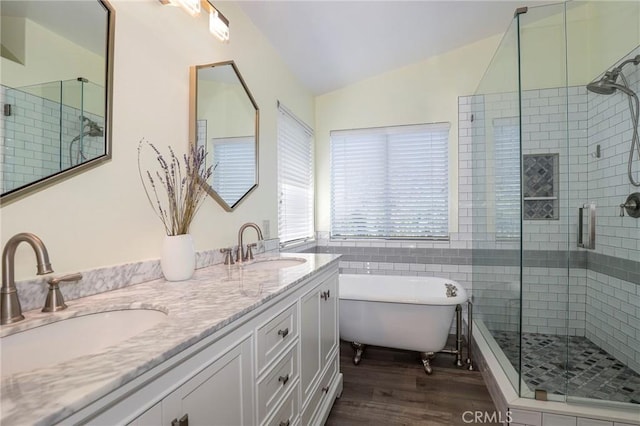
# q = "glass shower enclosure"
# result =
<box><xmin>1</xmin><ymin>78</ymin><xmax>105</xmax><ymax>194</ymax></box>
<box><xmin>471</xmin><ymin>0</ymin><xmax>640</xmax><ymax>408</ymax></box>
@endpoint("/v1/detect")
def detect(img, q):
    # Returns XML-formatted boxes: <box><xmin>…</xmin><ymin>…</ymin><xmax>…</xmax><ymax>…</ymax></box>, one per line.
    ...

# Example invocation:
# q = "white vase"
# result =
<box><xmin>161</xmin><ymin>234</ymin><xmax>196</xmax><ymax>281</ymax></box>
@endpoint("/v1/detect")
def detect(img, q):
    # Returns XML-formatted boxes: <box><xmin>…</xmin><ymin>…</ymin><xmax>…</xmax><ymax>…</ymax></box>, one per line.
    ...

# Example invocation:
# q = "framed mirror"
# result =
<box><xmin>0</xmin><ymin>0</ymin><xmax>115</xmax><ymax>205</ymax></box>
<box><xmin>190</xmin><ymin>61</ymin><xmax>259</xmax><ymax>211</ymax></box>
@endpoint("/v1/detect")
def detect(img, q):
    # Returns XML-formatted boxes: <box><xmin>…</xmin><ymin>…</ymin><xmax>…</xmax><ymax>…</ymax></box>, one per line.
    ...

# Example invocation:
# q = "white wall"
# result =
<box><xmin>0</xmin><ymin>0</ymin><xmax>314</xmax><ymax>280</ymax></box>
<box><xmin>314</xmin><ymin>33</ymin><xmax>503</xmax><ymax>236</ymax></box>
<box><xmin>1</xmin><ymin>17</ymin><xmax>105</xmax><ymax>113</ymax></box>
<box><xmin>1</xmin><ymin>17</ymin><xmax>104</xmax><ymax>88</ymax></box>
<box><xmin>197</xmin><ymin>79</ymin><xmax>255</xmax><ymax>139</ymax></box>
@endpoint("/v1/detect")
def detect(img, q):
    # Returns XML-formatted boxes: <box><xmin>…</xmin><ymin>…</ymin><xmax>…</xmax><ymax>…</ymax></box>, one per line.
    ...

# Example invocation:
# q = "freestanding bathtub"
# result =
<box><xmin>339</xmin><ymin>274</ymin><xmax>468</xmax><ymax>374</ymax></box>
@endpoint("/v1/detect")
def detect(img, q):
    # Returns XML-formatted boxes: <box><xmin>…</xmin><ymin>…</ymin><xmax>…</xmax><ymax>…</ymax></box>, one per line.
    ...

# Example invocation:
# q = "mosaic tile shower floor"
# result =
<box><xmin>492</xmin><ymin>332</ymin><xmax>640</xmax><ymax>404</ymax></box>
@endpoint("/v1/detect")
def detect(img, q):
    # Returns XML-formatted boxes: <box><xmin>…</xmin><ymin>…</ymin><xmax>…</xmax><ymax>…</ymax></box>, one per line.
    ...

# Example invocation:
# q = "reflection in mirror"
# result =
<box><xmin>191</xmin><ymin>61</ymin><xmax>259</xmax><ymax>211</ymax></box>
<box><xmin>0</xmin><ymin>0</ymin><xmax>114</xmax><ymax>204</ymax></box>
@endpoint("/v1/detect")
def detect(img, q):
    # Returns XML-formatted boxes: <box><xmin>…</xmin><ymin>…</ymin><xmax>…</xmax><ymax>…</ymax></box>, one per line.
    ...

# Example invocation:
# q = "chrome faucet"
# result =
<box><xmin>1</xmin><ymin>233</ymin><xmax>54</xmax><ymax>325</ymax></box>
<box><xmin>236</xmin><ymin>223</ymin><xmax>263</xmax><ymax>263</ymax></box>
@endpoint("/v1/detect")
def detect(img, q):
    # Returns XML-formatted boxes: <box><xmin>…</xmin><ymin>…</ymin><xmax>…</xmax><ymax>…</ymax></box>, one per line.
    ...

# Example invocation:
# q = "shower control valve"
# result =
<box><xmin>619</xmin><ymin>192</ymin><xmax>640</xmax><ymax>218</ymax></box>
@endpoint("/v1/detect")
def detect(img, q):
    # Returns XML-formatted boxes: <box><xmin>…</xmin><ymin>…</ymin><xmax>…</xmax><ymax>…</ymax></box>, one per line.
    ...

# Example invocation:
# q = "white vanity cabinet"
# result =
<box><xmin>118</xmin><ymin>333</ymin><xmax>255</xmax><ymax>426</ymax></box>
<box><xmin>126</xmin><ymin>402</ymin><xmax>162</xmax><ymax>425</ymax></box>
<box><xmin>300</xmin><ymin>273</ymin><xmax>339</xmax><ymax>425</ymax></box>
<box><xmin>70</xmin><ymin>262</ymin><xmax>341</xmax><ymax>426</ymax></box>
<box><xmin>161</xmin><ymin>336</ymin><xmax>255</xmax><ymax>426</ymax></box>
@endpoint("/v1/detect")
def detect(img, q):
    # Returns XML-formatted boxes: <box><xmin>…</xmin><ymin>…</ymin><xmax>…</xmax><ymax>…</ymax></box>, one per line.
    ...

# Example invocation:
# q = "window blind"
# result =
<box><xmin>211</xmin><ymin>136</ymin><xmax>255</xmax><ymax>206</ymax></box>
<box><xmin>493</xmin><ymin>118</ymin><xmax>521</xmax><ymax>239</ymax></box>
<box><xmin>331</xmin><ymin>123</ymin><xmax>450</xmax><ymax>239</ymax></box>
<box><xmin>277</xmin><ymin>103</ymin><xmax>314</xmax><ymax>244</ymax></box>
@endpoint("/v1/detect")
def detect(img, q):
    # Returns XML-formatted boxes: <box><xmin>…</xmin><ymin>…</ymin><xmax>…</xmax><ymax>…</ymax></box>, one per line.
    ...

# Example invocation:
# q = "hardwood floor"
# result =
<box><xmin>326</xmin><ymin>339</ymin><xmax>501</xmax><ymax>426</ymax></box>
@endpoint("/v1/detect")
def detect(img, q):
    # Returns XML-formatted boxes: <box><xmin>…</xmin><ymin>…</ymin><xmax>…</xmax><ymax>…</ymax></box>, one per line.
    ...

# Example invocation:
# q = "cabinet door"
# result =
<box><xmin>320</xmin><ymin>275</ymin><xmax>338</xmax><ymax>366</ymax></box>
<box><xmin>163</xmin><ymin>337</ymin><xmax>254</xmax><ymax>426</ymax></box>
<box><xmin>300</xmin><ymin>285</ymin><xmax>321</xmax><ymax>403</ymax></box>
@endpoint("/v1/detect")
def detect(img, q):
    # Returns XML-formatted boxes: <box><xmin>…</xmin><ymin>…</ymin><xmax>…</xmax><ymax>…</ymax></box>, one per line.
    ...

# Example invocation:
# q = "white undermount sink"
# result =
<box><xmin>242</xmin><ymin>257</ymin><xmax>307</xmax><ymax>271</ymax></box>
<box><xmin>0</xmin><ymin>309</ymin><xmax>167</xmax><ymax>377</ymax></box>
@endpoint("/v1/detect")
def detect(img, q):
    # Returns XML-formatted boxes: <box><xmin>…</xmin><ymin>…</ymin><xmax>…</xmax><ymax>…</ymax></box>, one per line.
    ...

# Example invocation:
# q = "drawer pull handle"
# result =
<box><xmin>322</xmin><ymin>385</ymin><xmax>330</xmax><ymax>394</ymax></box>
<box><xmin>278</xmin><ymin>374</ymin><xmax>290</xmax><ymax>386</ymax></box>
<box><xmin>321</xmin><ymin>290</ymin><xmax>331</xmax><ymax>300</ymax></box>
<box><xmin>277</xmin><ymin>328</ymin><xmax>289</xmax><ymax>338</ymax></box>
<box><xmin>279</xmin><ymin>420</ymin><xmax>290</xmax><ymax>426</ymax></box>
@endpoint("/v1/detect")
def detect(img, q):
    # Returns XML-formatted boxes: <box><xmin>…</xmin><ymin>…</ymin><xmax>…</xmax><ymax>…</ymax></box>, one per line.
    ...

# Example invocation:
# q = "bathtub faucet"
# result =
<box><xmin>236</xmin><ymin>222</ymin><xmax>263</xmax><ymax>263</ymax></box>
<box><xmin>445</xmin><ymin>283</ymin><xmax>458</xmax><ymax>297</ymax></box>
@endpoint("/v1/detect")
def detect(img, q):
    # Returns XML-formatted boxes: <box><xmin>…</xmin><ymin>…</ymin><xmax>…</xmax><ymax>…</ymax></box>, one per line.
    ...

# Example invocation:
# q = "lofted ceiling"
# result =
<box><xmin>236</xmin><ymin>0</ymin><xmax>555</xmax><ymax>95</ymax></box>
<box><xmin>0</xmin><ymin>1</ymin><xmax>108</xmax><ymax>55</ymax></box>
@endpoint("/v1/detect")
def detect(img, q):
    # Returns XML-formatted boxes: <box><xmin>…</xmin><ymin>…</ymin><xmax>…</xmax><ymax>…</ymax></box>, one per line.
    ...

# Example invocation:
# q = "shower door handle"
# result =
<box><xmin>577</xmin><ymin>203</ymin><xmax>596</xmax><ymax>250</ymax></box>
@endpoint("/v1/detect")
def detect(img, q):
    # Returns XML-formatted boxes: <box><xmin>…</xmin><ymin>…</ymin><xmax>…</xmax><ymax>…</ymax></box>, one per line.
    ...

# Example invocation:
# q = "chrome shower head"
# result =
<box><xmin>87</xmin><ymin>123</ymin><xmax>104</xmax><ymax>137</ymax></box>
<box><xmin>586</xmin><ymin>71</ymin><xmax>619</xmax><ymax>95</ymax></box>
<box><xmin>587</xmin><ymin>55</ymin><xmax>640</xmax><ymax>96</ymax></box>
<box><xmin>80</xmin><ymin>115</ymin><xmax>104</xmax><ymax>137</ymax></box>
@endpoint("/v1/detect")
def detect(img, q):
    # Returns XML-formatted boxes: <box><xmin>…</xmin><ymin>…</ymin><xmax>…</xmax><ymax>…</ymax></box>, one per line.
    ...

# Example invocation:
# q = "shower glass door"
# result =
<box><xmin>564</xmin><ymin>0</ymin><xmax>640</xmax><ymax>406</ymax></box>
<box><xmin>470</xmin><ymin>14</ymin><xmax>523</xmax><ymax>394</ymax></box>
<box><xmin>518</xmin><ymin>0</ymin><xmax>640</xmax><ymax>407</ymax></box>
<box><xmin>517</xmin><ymin>3</ymin><xmax>571</xmax><ymax>402</ymax></box>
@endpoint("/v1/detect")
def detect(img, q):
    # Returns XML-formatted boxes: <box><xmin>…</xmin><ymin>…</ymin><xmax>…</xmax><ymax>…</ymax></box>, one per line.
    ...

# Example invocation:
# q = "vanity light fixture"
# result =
<box><xmin>158</xmin><ymin>0</ymin><xmax>201</xmax><ymax>16</ymax></box>
<box><xmin>207</xmin><ymin>1</ymin><xmax>229</xmax><ymax>42</ymax></box>
<box><xmin>158</xmin><ymin>0</ymin><xmax>229</xmax><ymax>42</ymax></box>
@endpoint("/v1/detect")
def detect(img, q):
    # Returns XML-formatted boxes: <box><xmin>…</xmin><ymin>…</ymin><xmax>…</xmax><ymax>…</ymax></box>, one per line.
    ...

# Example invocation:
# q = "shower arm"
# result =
<box><xmin>614</xmin><ymin>55</ymin><xmax>640</xmax><ymax>72</ymax></box>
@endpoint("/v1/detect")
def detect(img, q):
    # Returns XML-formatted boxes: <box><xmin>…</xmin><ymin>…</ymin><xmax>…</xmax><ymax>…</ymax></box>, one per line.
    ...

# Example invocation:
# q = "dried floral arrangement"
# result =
<box><xmin>137</xmin><ymin>139</ymin><xmax>213</xmax><ymax>236</ymax></box>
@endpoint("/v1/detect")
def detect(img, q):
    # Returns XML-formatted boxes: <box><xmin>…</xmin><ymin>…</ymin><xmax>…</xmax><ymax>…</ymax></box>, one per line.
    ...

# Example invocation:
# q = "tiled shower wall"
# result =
<box><xmin>468</xmin><ymin>46</ymin><xmax>640</xmax><ymax>373</ymax></box>
<box><xmin>466</xmin><ymin>87</ymin><xmax>589</xmax><ymax>337</ymax></box>
<box><xmin>584</xmin><ymin>47</ymin><xmax>640</xmax><ymax>372</ymax></box>
<box><xmin>1</xmin><ymin>84</ymin><xmax>105</xmax><ymax>193</ymax></box>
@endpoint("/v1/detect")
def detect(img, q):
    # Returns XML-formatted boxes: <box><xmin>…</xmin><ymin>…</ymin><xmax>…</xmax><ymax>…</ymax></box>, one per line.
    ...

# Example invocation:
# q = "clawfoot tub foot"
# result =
<box><xmin>351</xmin><ymin>342</ymin><xmax>366</xmax><ymax>365</ymax></box>
<box><xmin>420</xmin><ymin>352</ymin><xmax>435</xmax><ymax>375</ymax></box>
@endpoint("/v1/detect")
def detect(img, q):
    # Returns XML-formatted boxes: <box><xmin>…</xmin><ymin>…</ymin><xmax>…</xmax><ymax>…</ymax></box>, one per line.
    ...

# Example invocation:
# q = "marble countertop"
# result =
<box><xmin>0</xmin><ymin>252</ymin><xmax>340</xmax><ymax>425</ymax></box>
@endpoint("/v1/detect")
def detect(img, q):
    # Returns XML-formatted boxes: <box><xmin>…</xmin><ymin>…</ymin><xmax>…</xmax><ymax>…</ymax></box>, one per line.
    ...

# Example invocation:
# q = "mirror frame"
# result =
<box><xmin>0</xmin><ymin>0</ymin><xmax>115</xmax><ymax>206</ymax></box>
<box><xmin>189</xmin><ymin>60</ymin><xmax>260</xmax><ymax>212</ymax></box>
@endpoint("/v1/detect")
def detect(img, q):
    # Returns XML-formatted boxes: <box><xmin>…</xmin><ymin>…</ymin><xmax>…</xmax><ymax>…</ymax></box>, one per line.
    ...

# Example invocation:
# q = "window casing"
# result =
<box><xmin>277</xmin><ymin>103</ymin><xmax>314</xmax><ymax>245</ymax></box>
<box><xmin>330</xmin><ymin>123</ymin><xmax>450</xmax><ymax>239</ymax></box>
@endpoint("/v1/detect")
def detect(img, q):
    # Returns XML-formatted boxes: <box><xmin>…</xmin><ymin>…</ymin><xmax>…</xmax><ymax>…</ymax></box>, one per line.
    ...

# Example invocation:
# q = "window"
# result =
<box><xmin>493</xmin><ymin>118</ymin><xmax>521</xmax><ymax>239</ymax></box>
<box><xmin>330</xmin><ymin>123</ymin><xmax>450</xmax><ymax>239</ymax></box>
<box><xmin>277</xmin><ymin>102</ymin><xmax>314</xmax><ymax>245</ymax></box>
<box><xmin>211</xmin><ymin>136</ymin><xmax>255</xmax><ymax>205</ymax></box>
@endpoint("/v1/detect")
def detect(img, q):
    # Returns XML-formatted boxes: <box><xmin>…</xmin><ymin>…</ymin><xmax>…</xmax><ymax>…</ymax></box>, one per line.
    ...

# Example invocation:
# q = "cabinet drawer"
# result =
<box><xmin>264</xmin><ymin>382</ymin><xmax>299</xmax><ymax>426</ymax></box>
<box><xmin>258</xmin><ymin>346</ymin><xmax>299</xmax><ymax>423</ymax></box>
<box><xmin>257</xmin><ymin>303</ymin><xmax>298</xmax><ymax>373</ymax></box>
<box><xmin>301</xmin><ymin>355</ymin><xmax>338</xmax><ymax>426</ymax></box>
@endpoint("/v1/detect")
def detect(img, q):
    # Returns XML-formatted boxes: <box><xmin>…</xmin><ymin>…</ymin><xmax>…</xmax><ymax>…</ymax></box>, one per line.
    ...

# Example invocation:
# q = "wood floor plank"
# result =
<box><xmin>326</xmin><ymin>340</ymin><xmax>501</xmax><ymax>425</ymax></box>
